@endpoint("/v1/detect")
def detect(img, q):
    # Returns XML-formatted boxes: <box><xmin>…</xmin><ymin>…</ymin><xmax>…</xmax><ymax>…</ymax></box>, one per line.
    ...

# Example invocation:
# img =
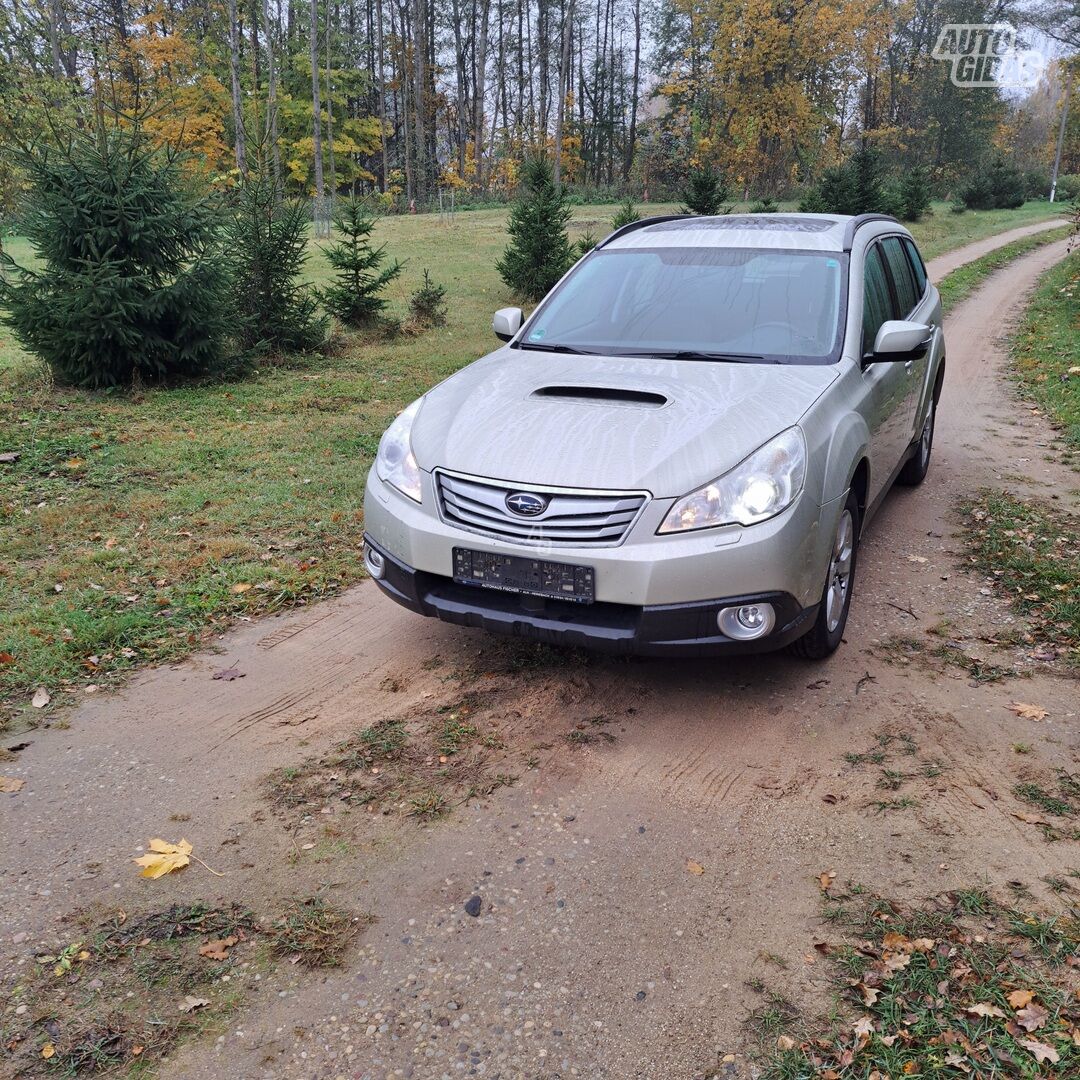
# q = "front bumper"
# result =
<box><xmin>364</xmin><ymin>537</ymin><xmax>818</xmax><ymax>656</ymax></box>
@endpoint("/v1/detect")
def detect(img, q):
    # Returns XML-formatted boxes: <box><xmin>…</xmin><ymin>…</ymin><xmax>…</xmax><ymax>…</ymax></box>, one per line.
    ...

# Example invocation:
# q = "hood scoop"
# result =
<box><xmin>531</xmin><ymin>385</ymin><xmax>669</xmax><ymax>408</ymax></box>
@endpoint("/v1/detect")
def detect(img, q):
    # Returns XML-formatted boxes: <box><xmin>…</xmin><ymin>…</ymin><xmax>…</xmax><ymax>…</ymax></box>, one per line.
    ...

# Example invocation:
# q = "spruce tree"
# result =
<box><xmin>0</xmin><ymin>123</ymin><xmax>232</xmax><ymax>389</ymax></box>
<box><xmin>611</xmin><ymin>197</ymin><xmax>641</xmax><ymax>230</ymax></box>
<box><xmin>496</xmin><ymin>157</ymin><xmax>574</xmax><ymax>301</ymax></box>
<box><xmin>897</xmin><ymin>166</ymin><xmax>932</xmax><ymax>222</ymax></box>
<box><xmin>320</xmin><ymin>198</ymin><xmax>403</xmax><ymax>326</ymax></box>
<box><xmin>225</xmin><ymin>168</ymin><xmax>327</xmax><ymax>354</ymax></box>
<box><xmin>681</xmin><ymin>165</ymin><xmax>730</xmax><ymax>215</ymax></box>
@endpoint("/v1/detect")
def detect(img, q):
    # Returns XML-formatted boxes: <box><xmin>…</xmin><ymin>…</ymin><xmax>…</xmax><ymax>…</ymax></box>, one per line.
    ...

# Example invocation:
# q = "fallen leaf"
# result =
<box><xmin>906</xmin><ymin>554</ymin><xmax>928</xmax><ymax>563</ymax></box>
<box><xmin>31</xmin><ymin>687</ymin><xmax>50</xmax><ymax>709</ymax></box>
<box><xmin>1008</xmin><ymin>989</ymin><xmax>1034</xmax><ymax>1010</ymax></box>
<box><xmin>229</xmin><ymin>583</ymin><xmax>252</xmax><ymax>594</ymax></box>
<box><xmin>853</xmin><ymin>1015</ymin><xmax>875</xmax><ymax>1038</ymax></box>
<box><xmin>1015</xmin><ymin>1002</ymin><xmax>1048</xmax><ymax>1032</ymax></box>
<box><xmin>0</xmin><ymin>651</ymin><xmax>13</xmax><ymax>665</ymax></box>
<box><xmin>686</xmin><ymin>859</ymin><xmax>705</xmax><ymax>876</ymax></box>
<box><xmin>41</xmin><ymin>1044</ymin><xmax>55</xmax><ymax>1059</ymax></box>
<box><xmin>1018</xmin><ymin>1038</ymin><xmax>1059</xmax><ymax>1064</ymax></box>
<box><xmin>965</xmin><ymin>1002</ymin><xmax>1006</xmax><ymax>1019</ymax></box>
<box><xmin>0</xmin><ymin>777</ymin><xmax>25</xmax><ymax>793</ymax></box>
<box><xmin>64</xmin><ymin>457</ymin><xmax>83</xmax><ymax>469</ymax></box>
<box><xmin>133</xmin><ymin>838</ymin><xmax>192</xmax><ymax>878</ymax></box>
<box><xmin>131</xmin><ymin>1045</ymin><xmax>144</xmax><ymax>1056</ymax></box>
<box><xmin>1012</xmin><ymin>812</ymin><xmax>1051</xmax><ymax>826</ymax></box>
<box><xmin>0</xmin><ymin>451</ymin><xmax>20</xmax><ymax>464</ymax></box>
<box><xmin>212</xmin><ymin>668</ymin><xmax>246</xmax><ymax>681</ymax></box>
<box><xmin>198</xmin><ymin>936</ymin><xmax>238</xmax><ymax>961</ymax></box>
<box><xmin>882</xmin><ymin>931</ymin><xmax>912</xmax><ymax>951</ymax></box>
<box><xmin>178</xmin><ymin>995</ymin><xmax>210</xmax><ymax>1013</ymax></box>
<box><xmin>1007</xmin><ymin>702</ymin><xmax>1048</xmax><ymax>722</ymax></box>
<box><xmin>902</xmin><ymin>1063</ymin><xmax>917</xmax><ymax>1074</ymax></box>
<box><xmin>860</xmin><ymin>983</ymin><xmax>880</xmax><ymax>1006</ymax></box>
<box><xmin>818</xmin><ymin>869</ymin><xmax>836</xmax><ymax>891</ymax></box>
<box><xmin>776</xmin><ymin>1034</ymin><xmax>795</xmax><ymax>1051</ymax></box>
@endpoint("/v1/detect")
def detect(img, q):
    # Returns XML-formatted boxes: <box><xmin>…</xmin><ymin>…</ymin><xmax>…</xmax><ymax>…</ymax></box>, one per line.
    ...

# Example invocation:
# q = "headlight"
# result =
<box><xmin>376</xmin><ymin>398</ymin><xmax>423</xmax><ymax>502</ymax></box>
<box><xmin>658</xmin><ymin>427</ymin><xmax>806</xmax><ymax>533</ymax></box>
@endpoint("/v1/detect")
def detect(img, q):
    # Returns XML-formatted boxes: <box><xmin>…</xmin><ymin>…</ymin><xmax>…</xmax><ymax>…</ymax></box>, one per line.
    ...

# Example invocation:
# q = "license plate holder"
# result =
<box><xmin>452</xmin><ymin>548</ymin><xmax>595</xmax><ymax>605</ymax></box>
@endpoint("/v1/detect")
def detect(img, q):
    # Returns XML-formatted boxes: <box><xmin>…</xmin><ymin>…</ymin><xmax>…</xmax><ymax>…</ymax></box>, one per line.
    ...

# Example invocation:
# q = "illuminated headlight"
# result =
<box><xmin>376</xmin><ymin>398</ymin><xmax>423</xmax><ymax>502</ymax></box>
<box><xmin>658</xmin><ymin>427</ymin><xmax>806</xmax><ymax>534</ymax></box>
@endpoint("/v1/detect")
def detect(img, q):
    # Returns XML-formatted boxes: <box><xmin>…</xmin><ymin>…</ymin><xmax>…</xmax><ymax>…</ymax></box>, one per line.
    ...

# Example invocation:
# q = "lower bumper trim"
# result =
<box><xmin>365</xmin><ymin>539</ymin><xmax>817</xmax><ymax>657</ymax></box>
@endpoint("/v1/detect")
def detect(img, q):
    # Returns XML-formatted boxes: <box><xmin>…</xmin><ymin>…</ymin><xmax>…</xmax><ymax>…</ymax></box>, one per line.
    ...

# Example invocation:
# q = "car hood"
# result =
<box><xmin>409</xmin><ymin>349</ymin><xmax>839</xmax><ymax>497</ymax></box>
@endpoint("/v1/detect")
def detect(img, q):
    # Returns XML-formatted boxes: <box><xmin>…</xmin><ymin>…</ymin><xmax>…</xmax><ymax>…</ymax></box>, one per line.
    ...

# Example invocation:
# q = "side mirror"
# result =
<box><xmin>870</xmin><ymin>320</ymin><xmax>932</xmax><ymax>361</ymax></box>
<box><xmin>492</xmin><ymin>307</ymin><xmax>523</xmax><ymax>342</ymax></box>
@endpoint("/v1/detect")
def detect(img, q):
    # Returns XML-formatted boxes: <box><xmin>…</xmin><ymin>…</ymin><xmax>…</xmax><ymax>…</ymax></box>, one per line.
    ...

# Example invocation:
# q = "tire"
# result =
<box><xmin>789</xmin><ymin>491</ymin><xmax>859</xmax><ymax>660</ymax></box>
<box><xmin>896</xmin><ymin>396</ymin><xmax>935</xmax><ymax>487</ymax></box>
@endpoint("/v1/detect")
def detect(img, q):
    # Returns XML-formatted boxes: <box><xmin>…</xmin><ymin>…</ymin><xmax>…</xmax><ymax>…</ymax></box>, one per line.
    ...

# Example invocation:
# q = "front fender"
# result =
<box><xmin>819</xmin><ymin>410</ymin><xmax>870</xmax><ymax>506</ymax></box>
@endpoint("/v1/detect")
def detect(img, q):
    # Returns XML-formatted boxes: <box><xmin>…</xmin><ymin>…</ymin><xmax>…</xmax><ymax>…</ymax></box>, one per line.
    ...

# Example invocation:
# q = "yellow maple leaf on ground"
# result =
<box><xmin>134</xmin><ymin>838</ymin><xmax>192</xmax><ymax>878</ymax></box>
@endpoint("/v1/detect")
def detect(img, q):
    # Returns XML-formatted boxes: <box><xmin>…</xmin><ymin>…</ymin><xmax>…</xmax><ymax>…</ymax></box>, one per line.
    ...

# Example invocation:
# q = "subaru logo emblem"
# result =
<box><xmin>505</xmin><ymin>492</ymin><xmax>548</xmax><ymax>517</ymax></box>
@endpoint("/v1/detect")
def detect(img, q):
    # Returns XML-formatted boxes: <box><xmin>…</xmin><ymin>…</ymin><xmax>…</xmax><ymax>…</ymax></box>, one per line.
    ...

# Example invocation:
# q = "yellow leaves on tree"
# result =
<box><xmin>667</xmin><ymin>0</ymin><xmax>883</xmax><ymax>189</ymax></box>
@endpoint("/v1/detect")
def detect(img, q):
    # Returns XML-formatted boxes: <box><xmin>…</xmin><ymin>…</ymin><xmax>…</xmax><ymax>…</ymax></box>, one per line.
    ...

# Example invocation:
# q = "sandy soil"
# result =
<box><xmin>2</xmin><ymin>230</ymin><xmax>1078</xmax><ymax>1080</ymax></box>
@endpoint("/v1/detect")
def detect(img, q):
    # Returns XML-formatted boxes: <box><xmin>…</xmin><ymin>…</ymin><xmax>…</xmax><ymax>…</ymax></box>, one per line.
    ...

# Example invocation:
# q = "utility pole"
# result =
<box><xmin>1050</xmin><ymin>62</ymin><xmax>1072</xmax><ymax>203</ymax></box>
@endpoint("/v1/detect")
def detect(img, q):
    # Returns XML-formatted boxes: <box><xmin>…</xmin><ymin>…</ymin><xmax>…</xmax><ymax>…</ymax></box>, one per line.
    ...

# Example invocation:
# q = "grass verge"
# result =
<box><xmin>1011</xmin><ymin>249</ymin><xmax>1080</xmax><ymax>453</ymax></box>
<box><xmin>960</xmin><ymin>491</ymin><xmax>1080</xmax><ymax>659</ymax></box>
<box><xmin>0</xmin><ymin>898</ymin><xmax>364</xmax><ymax>1076</ymax></box>
<box><xmin>936</xmin><ymin>225</ymin><xmax>1072</xmax><ymax>313</ymax></box>
<box><xmin>754</xmin><ymin>889</ymin><xmax>1080</xmax><ymax>1079</ymax></box>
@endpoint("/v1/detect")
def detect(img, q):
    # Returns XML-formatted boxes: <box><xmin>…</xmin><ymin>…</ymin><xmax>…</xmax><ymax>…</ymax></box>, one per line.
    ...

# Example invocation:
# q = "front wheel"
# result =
<box><xmin>789</xmin><ymin>492</ymin><xmax>859</xmax><ymax>660</ymax></box>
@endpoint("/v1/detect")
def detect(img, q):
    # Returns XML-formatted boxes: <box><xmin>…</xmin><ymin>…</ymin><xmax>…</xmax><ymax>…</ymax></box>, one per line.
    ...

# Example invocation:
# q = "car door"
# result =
<box><xmin>879</xmin><ymin>236</ymin><xmax>927</xmax><ymax>445</ymax></box>
<box><xmin>860</xmin><ymin>241</ymin><xmax>910</xmax><ymax>501</ymax></box>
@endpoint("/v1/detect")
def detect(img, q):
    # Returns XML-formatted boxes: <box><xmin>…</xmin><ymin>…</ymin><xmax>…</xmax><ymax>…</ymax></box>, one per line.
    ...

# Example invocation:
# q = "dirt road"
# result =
<box><xmin>2</xmin><ymin>232</ymin><xmax>1077</xmax><ymax>1080</ymax></box>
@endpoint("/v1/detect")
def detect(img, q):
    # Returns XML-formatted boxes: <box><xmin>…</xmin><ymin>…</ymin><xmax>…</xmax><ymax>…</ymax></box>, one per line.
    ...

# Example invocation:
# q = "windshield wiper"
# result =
<box><xmin>642</xmin><ymin>350</ymin><xmax>774</xmax><ymax>364</ymax></box>
<box><xmin>515</xmin><ymin>341</ymin><xmax>597</xmax><ymax>355</ymax></box>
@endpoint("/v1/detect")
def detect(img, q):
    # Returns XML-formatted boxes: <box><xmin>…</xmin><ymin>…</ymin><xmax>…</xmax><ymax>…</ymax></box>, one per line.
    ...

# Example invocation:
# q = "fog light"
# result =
<box><xmin>717</xmin><ymin>603</ymin><xmax>775</xmax><ymax>641</ymax></box>
<box><xmin>363</xmin><ymin>543</ymin><xmax>386</xmax><ymax>580</ymax></box>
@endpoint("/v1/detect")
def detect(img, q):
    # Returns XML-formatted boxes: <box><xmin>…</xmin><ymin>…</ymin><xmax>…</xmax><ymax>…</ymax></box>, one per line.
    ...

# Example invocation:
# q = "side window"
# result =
<box><xmin>881</xmin><ymin>237</ymin><xmax>917</xmax><ymax>315</ymax></box>
<box><xmin>902</xmin><ymin>237</ymin><xmax>928</xmax><ymax>296</ymax></box>
<box><xmin>862</xmin><ymin>244</ymin><xmax>892</xmax><ymax>355</ymax></box>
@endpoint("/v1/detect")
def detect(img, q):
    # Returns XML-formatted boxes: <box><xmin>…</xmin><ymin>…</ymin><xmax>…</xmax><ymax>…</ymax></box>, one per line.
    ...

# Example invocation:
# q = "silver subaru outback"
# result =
<box><xmin>363</xmin><ymin>213</ymin><xmax>944</xmax><ymax>659</ymax></box>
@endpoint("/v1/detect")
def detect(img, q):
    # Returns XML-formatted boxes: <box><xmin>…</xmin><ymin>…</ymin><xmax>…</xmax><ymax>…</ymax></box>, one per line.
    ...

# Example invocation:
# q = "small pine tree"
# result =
<box><xmin>0</xmin><ymin>122</ymin><xmax>232</xmax><ymax>388</ymax></box>
<box><xmin>496</xmin><ymin>157</ymin><xmax>574</xmax><ymax>301</ymax></box>
<box><xmin>848</xmin><ymin>145</ymin><xmax>891</xmax><ymax>215</ymax></box>
<box><xmin>611</xmin><ymin>197</ymin><xmax>641</xmax><ymax>230</ymax></box>
<box><xmin>320</xmin><ymin>198</ymin><xmax>403</xmax><ymax>326</ymax></box>
<box><xmin>897</xmin><ymin>166</ymin><xmax>932</xmax><ymax>222</ymax></box>
<box><xmin>749</xmin><ymin>197</ymin><xmax>779</xmax><ymax>213</ymax></box>
<box><xmin>681</xmin><ymin>164</ymin><xmax>730</xmax><ymax>215</ymax></box>
<box><xmin>959</xmin><ymin>158</ymin><xmax>1025</xmax><ymax>210</ymax></box>
<box><xmin>576</xmin><ymin>230</ymin><xmax>598</xmax><ymax>256</ymax></box>
<box><xmin>407</xmin><ymin>269</ymin><xmax>448</xmax><ymax>329</ymax></box>
<box><xmin>225</xmin><ymin>169</ymin><xmax>327</xmax><ymax>354</ymax></box>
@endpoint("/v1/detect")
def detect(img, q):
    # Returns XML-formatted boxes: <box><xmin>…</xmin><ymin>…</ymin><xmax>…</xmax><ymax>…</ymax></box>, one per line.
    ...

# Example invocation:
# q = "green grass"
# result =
<box><xmin>961</xmin><ymin>491</ymin><xmax>1080</xmax><ymax>656</ymax></box>
<box><xmin>757</xmin><ymin>891</ymin><xmax>1080</xmax><ymax>1079</ymax></box>
<box><xmin>0</xmin><ymin>201</ymin><xmax>1065</xmax><ymax>730</ymax></box>
<box><xmin>1012</xmin><ymin>249</ymin><xmax>1080</xmax><ymax>451</ymax></box>
<box><xmin>937</xmin><ymin>225</ymin><xmax>1072</xmax><ymax>312</ymax></box>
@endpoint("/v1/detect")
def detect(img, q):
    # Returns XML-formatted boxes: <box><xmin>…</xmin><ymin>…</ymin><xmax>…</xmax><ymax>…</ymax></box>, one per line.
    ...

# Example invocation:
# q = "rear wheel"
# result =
<box><xmin>897</xmin><ymin>398</ymin><xmax>935</xmax><ymax>487</ymax></box>
<box><xmin>789</xmin><ymin>492</ymin><xmax>859</xmax><ymax>660</ymax></box>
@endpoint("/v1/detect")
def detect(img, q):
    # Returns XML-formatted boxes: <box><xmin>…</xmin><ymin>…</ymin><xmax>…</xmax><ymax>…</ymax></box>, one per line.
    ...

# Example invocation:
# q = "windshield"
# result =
<box><xmin>517</xmin><ymin>247</ymin><xmax>846</xmax><ymax>364</ymax></box>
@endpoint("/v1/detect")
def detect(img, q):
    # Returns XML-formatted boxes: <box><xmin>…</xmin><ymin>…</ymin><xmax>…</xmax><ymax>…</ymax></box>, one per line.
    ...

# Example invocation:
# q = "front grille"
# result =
<box><xmin>435</xmin><ymin>471</ymin><xmax>647</xmax><ymax>546</ymax></box>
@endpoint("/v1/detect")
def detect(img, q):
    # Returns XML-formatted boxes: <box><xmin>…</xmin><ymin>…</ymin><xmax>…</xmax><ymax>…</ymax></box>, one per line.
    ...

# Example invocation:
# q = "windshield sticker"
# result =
<box><xmin>529</xmin><ymin>327</ymin><xmax>546</xmax><ymax>341</ymax></box>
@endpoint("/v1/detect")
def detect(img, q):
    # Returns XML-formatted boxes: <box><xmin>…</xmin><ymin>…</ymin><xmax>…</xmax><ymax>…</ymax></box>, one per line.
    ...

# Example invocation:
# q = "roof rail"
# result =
<box><xmin>596</xmin><ymin>214</ymin><xmax>691</xmax><ymax>248</ymax></box>
<box><xmin>842</xmin><ymin>213</ymin><xmax>899</xmax><ymax>251</ymax></box>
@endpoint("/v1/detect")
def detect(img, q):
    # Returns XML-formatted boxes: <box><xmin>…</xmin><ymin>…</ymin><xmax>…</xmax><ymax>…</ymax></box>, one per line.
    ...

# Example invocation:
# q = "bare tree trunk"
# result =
<box><xmin>310</xmin><ymin>0</ymin><xmax>326</xmax><ymax>231</ymax></box>
<box><xmin>228</xmin><ymin>0</ymin><xmax>247</xmax><ymax>174</ymax></box>
<box><xmin>552</xmin><ymin>0</ymin><xmax>572</xmax><ymax>187</ymax></box>
<box><xmin>410</xmin><ymin>0</ymin><xmax>427</xmax><ymax>200</ymax></box>
<box><xmin>623</xmin><ymin>0</ymin><xmax>640</xmax><ymax>182</ymax></box>
<box><xmin>325</xmin><ymin>0</ymin><xmax>336</xmax><ymax>200</ymax></box>
<box><xmin>375</xmin><ymin>0</ymin><xmax>389</xmax><ymax>190</ymax></box>
<box><xmin>473</xmin><ymin>0</ymin><xmax>489</xmax><ymax>191</ymax></box>
<box><xmin>263</xmin><ymin>0</ymin><xmax>282</xmax><ymax>190</ymax></box>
